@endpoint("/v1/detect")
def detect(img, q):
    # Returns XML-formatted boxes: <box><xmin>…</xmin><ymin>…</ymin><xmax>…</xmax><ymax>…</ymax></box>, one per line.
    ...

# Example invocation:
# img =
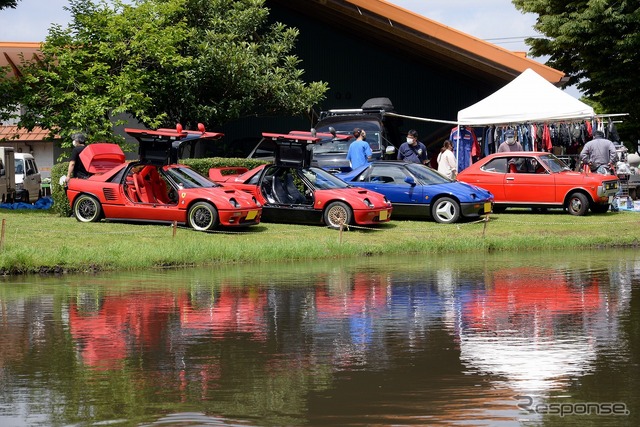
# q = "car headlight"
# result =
<box><xmin>383</xmin><ymin>196</ymin><xmax>391</xmax><ymax>204</ymax></box>
<box><xmin>229</xmin><ymin>198</ymin><xmax>241</xmax><ymax>208</ymax></box>
<box><xmin>363</xmin><ymin>198</ymin><xmax>374</xmax><ymax>208</ymax></box>
<box><xmin>252</xmin><ymin>196</ymin><xmax>261</xmax><ymax>207</ymax></box>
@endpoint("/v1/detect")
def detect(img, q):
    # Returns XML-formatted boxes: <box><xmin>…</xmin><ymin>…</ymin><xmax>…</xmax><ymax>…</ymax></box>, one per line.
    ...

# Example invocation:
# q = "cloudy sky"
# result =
<box><xmin>1</xmin><ymin>0</ymin><xmax>539</xmax><ymax>54</ymax></box>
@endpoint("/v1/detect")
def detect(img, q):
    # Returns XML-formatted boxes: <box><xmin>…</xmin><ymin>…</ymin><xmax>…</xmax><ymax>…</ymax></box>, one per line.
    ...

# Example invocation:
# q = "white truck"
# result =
<box><xmin>14</xmin><ymin>152</ymin><xmax>42</xmax><ymax>203</ymax></box>
<box><xmin>0</xmin><ymin>147</ymin><xmax>16</xmax><ymax>203</ymax></box>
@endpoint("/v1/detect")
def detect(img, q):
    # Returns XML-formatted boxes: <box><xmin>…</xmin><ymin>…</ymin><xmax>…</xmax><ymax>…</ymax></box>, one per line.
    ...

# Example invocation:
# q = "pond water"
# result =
<box><xmin>1</xmin><ymin>249</ymin><xmax>639</xmax><ymax>426</ymax></box>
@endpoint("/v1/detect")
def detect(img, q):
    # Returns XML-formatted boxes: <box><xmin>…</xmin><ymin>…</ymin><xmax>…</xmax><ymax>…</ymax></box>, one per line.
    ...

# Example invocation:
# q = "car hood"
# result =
<box><xmin>430</xmin><ymin>181</ymin><xmax>493</xmax><ymax>201</ymax></box>
<box><xmin>319</xmin><ymin>187</ymin><xmax>390</xmax><ymax>207</ymax></box>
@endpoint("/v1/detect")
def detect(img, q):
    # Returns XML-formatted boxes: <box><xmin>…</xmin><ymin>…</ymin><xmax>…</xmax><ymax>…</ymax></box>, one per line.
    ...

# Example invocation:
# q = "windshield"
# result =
<box><xmin>405</xmin><ymin>163</ymin><xmax>452</xmax><ymax>184</ymax></box>
<box><xmin>314</xmin><ymin>120</ymin><xmax>382</xmax><ymax>154</ymax></box>
<box><xmin>163</xmin><ymin>166</ymin><xmax>220</xmax><ymax>189</ymax></box>
<box><xmin>15</xmin><ymin>159</ymin><xmax>24</xmax><ymax>175</ymax></box>
<box><xmin>301</xmin><ymin>167</ymin><xmax>351</xmax><ymax>190</ymax></box>
<box><xmin>540</xmin><ymin>154</ymin><xmax>570</xmax><ymax>173</ymax></box>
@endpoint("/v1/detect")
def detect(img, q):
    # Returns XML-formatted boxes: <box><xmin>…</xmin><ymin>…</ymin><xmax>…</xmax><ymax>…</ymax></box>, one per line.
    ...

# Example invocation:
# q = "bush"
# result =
<box><xmin>51</xmin><ymin>162</ymin><xmax>72</xmax><ymax>217</ymax></box>
<box><xmin>50</xmin><ymin>157</ymin><xmax>269</xmax><ymax>217</ymax></box>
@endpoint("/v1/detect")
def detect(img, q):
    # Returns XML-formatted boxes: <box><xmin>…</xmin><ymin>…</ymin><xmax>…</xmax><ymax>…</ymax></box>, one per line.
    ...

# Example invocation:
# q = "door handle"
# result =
<box><xmin>506</xmin><ymin>177</ymin><xmax>515</xmax><ymax>181</ymax></box>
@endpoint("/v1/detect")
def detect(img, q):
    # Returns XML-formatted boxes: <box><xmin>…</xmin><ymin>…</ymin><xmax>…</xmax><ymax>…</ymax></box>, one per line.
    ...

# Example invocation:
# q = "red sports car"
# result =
<box><xmin>66</xmin><ymin>126</ymin><xmax>262</xmax><ymax>231</ymax></box>
<box><xmin>209</xmin><ymin>132</ymin><xmax>393</xmax><ymax>229</ymax></box>
<box><xmin>457</xmin><ymin>151</ymin><xmax>619</xmax><ymax>215</ymax></box>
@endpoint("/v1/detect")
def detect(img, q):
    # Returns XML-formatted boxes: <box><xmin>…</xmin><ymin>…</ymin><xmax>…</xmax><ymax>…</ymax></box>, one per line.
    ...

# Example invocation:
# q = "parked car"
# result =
<box><xmin>66</xmin><ymin>126</ymin><xmax>262</xmax><ymax>231</ymax></box>
<box><xmin>209</xmin><ymin>132</ymin><xmax>393</xmax><ymax>229</ymax></box>
<box><xmin>456</xmin><ymin>151</ymin><xmax>620</xmax><ymax>215</ymax></box>
<box><xmin>14</xmin><ymin>152</ymin><xmax>42</xmax><ymax>203</ymax></box>
<box><xmin>337</xmin><ymin>161</ymin><xmax>493</xmax><ymax>224</ymax></box>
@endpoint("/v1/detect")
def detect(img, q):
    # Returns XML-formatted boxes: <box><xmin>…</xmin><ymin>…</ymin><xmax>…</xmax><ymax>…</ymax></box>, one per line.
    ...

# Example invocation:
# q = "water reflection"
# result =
<box><xmin>0</xmin><ymin>250</ymin><xmax>638</xmax><ymax>426</ymax></box>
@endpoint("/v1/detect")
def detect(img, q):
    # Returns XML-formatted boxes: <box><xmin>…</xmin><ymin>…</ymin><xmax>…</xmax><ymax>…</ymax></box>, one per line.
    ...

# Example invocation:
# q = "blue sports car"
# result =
<box><xmin>337</xmin><ymin>161</ymin><xmax>493</xmax><ymax>223</ymax></box>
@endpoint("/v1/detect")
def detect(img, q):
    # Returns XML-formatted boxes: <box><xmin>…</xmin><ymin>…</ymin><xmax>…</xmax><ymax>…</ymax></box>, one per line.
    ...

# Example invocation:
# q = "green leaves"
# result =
<box><xmin>513</xmin><ymin>0</ymin><xmax>640</xmax><ymax>140</ymax></box>
<box><xmin>0</xmin><ymin>0</ymin><xmax>327</xmax><ymax>145</ymax></box>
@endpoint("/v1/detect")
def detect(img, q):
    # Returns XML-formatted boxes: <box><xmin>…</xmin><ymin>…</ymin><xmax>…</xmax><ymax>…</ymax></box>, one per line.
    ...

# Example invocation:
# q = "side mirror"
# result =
<box><xmin>329</xmin><ymin>126</ymin><xmax>337</xmax><ymax>138</ymax></box>
<box><xmin>385</xmin><ymin>145</ymin><xmax>396</xmax><ymax>155</ymax></box>
<box><xmin>310</xmin><ymin>128</ymin><xmax>317</xmax><ymax>137</ymax></box>
<box><xmin>404</xmin><ymin>176</ymin><xmax>416</xmax><ymax>186</ymax></box>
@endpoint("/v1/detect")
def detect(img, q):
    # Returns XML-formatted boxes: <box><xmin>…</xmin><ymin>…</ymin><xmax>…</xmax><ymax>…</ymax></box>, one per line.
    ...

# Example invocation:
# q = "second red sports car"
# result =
<box><xmin>209</xmin><ymin>132</ymin><xmax>393</xmax><ymax>229</ymax></box>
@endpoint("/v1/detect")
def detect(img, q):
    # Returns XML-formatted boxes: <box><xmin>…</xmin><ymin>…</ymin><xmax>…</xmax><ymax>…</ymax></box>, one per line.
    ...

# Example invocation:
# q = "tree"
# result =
<box><xmin>0</xmin><ymin>0</ymin><xmax>20</xmax><ymax>10</ymax></box>
<box><xmin>0</xmin><ymin>0</ymin><xmax>327</xmax><ymax>145</ymax></box>
<box><xmin>513</xmin><ymin>0</ymin><xmax>640</xmax><ymax>142</ymax></box>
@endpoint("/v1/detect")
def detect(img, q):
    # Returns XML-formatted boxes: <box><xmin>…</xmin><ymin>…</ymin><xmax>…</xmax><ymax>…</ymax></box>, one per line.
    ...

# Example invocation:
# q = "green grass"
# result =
<box><xmin>0</xmin><ymin>208</ymin><xmax>639</xmax><ymax>275</ymax></box>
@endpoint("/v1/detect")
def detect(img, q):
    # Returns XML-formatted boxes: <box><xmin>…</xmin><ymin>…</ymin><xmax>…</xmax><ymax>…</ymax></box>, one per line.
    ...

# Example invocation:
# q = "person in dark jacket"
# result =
<box><xmin>397</xmin><ymin>129</ymin><xmax>428</xmax><ymax>164</ymax></box>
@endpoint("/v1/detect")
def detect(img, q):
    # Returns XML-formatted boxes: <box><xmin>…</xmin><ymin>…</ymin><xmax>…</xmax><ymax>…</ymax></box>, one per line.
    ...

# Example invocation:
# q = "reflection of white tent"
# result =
<box><xmin>457</xmin><ymin>68</ymin><xmax>594</xmax><ymax>126</ymax></box>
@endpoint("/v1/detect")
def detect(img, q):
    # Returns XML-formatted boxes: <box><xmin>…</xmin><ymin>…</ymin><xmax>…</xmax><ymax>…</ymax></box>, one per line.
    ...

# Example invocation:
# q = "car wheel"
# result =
<box><xmin>566</xmin><ymin>193</ymin><xmax>589</xmax><ymax>216</ymax></box>
<box><xmin>73</xmin><ymin>194</ymin><xmax>103</xmax><ymax>223</ymax></box>
<box><xmin>188</xmin><ymin>201</ymin><xmax>219</xmax><ymax>231</ymax></box>
<box><xmin>591</xmin><ymin>203</ymin><xmax>610</xmax><ymax>214</ymax></box>
<box><xmin>431</xmin><ymin>197</ymin><xmax>461</xmax><ymax>224</ymax></box>
<box><xmin>324</xmin><ymin>201</ymin><xmax>353</xmax><ymax>229</ymax></box>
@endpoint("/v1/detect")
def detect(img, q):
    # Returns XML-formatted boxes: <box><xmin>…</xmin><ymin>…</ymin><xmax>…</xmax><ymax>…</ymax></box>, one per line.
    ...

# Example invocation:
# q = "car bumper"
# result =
<box><xmin>353</xmin><ymin>208</ymin><xmax>393</xmax><ymax>225</ymax></box>
<box><xmin>461</xmin><ymin>201</ymin><xmax>493</xmax><ymax>218</ymax></box>
<box><xmin>218</xmin><ymin>209</ymin><xmax>262</xmax><ymax>226</ymax></box>
<box><xmin>597</xmin><ymin>180</ymin><xmax>620</xmax><ymax>198</ymax></box>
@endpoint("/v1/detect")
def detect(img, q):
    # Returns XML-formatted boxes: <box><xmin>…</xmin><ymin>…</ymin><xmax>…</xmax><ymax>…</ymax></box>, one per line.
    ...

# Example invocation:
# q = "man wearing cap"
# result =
<box><xmin>65</xmin><ymin>132</ymin><xmax>90</xmax><ymax>183</ymax></box>
<box><xmin>579</xmin><ymin>130</ymin><xmax>617</xmax><ymax>174</ymax></box>
<box><xmin>497</xmin><ymin>129</ymin><xmax>523</xmax><ymax>153</ymax></box>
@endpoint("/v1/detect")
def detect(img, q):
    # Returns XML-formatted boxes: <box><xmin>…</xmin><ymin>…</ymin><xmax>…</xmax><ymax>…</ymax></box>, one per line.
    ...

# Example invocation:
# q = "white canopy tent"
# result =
<box><xmin>457</xmin><ymin>68</ymin><xmax>594</xmax><ymax>126</ymax></box>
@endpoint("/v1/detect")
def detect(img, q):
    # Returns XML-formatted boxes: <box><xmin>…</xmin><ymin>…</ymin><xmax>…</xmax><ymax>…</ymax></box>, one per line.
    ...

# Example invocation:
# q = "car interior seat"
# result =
<box><xmin>285</xmin><ymin>173</ymin><xmax>307</xmax><ymax>204</ymax></box>
<box><xmin>145</xmin><ymin>167</ymin><xmax>170</xmax><ymax>204</ymax></box>
<box><xmin>508</xmin><ymin>163</ymin><xmax>518</xmax><ymax>173</ymax></box>
<box><xmin>272</xmin><ymin>176</ymin><xmax>289</xmax><ymax>204</ymax></box>
<box><xmin>133</xmin><ymin>172</ymin><xmax>153</xmax><ymax>203</ymax></box>
<box><xmin>261</xmin><ymin>177</ymin><xmax>276</xmax><ymax>204</ymax></box>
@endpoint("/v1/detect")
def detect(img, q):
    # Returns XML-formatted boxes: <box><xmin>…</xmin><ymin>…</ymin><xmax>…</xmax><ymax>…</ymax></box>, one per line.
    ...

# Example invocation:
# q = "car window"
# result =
<box><xmin>366</xmin><ymin>164</ymin><xmax>409</xmax><ymax>184</ymax></box>
<box><xmin>164</xmin><ymin>166</ymin><xmax>220</xmax><ymax>189</ymax></box>
<box><xmin>481</xmin><ymin>158</ymin><xmax>507</xmax><ymax>173</ymax></box>
<box><xmin>405</xmin><ymin>163</ymin><xmax>451</xmax><ymax>184</ymax></box>
<box><xmin>315</xmin><ymin>120</ymin><xmax>382</xmax><ymax>152</ymax></box>
<box><xmin>301</xmin><ymin>167</ymin><xmax>350</xmax><ymax>189</ymax></box>
<box><xmin>541</xmin><ymin>154</ymin><xmax>570</xmax><ymax>173</ymax></box>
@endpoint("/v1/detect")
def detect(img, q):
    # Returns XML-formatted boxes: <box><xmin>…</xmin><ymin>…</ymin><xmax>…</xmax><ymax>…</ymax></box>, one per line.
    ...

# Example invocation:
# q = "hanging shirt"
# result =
<box><xmin>450</xmin><ymin>127</ymin><xmax>478</xmax><ymax>172</ymax></box>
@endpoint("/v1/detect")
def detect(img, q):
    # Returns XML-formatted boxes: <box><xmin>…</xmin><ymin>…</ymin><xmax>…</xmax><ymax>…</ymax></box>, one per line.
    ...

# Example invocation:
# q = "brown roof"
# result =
<box><xmin>0</xmin><ymin>42</ymin><xmax>41</xmax><ymax>78</ymax></box>
<box><xmin>0</xmin><ymin>125</ymin><xmax>58</xmax><ymax>142</ymax></box>
<box><xmin>271</xmin><ymin>0</ymin><xmax>564</xmax><ymax>84</ymax></box>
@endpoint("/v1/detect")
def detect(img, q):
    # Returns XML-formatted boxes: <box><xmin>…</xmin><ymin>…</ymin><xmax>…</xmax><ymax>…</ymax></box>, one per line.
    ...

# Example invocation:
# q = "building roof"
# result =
<box><xmin>270</xmin><ymin>0</ymin><xmax>564</xmax><ymax>84</ymax></box>
<box><xmin>0</xmin><ymin>42</ymin><xmax>41</xmax><ymax>78</ymax></box>
<box><xmin>0</xmin><ymin>125</ymin><xmax>57</xmax><ymax>142</ymax></box>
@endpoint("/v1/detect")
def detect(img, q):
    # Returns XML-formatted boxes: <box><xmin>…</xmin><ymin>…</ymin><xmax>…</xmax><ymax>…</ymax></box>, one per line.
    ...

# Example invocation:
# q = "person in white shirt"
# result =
<box><xmin>437</xmin><ymin>140</ymin><xmax>457</xmax><ymax>179</ymax></box>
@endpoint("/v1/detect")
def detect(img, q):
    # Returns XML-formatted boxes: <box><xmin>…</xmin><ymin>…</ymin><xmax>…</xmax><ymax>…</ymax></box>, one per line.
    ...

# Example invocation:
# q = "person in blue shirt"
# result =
<box><xmin>397</xmin><ymin>129</ymin><xmax>428</xmax><ymax>164</ymax></box>
<box><xmin>346</xmin><ymin>128</ymin><xmax>373</xmax><ymax>169</ymax></box>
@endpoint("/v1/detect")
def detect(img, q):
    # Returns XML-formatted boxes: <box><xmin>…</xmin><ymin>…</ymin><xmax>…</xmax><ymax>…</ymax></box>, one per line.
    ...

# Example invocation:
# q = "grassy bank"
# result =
<box><xmin>1</xmin><ymin>208</ymin><xmax>639</xmax><ymax>275</ymax></box>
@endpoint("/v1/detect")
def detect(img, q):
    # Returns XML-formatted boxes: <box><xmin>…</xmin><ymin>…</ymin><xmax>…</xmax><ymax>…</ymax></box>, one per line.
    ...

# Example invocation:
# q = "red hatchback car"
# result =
<box><xmin>209</xmin><ymin>132</ymin><xmax>393</xmax><ymax>229</ymax></box>
<box><xmin>457</xmin><ymin>152</ymin><xmax>619</xmax><ymax>215</ymax></box>
<box><xmin>66</xmin><ymin>126</ymin><xmax>262</xmax><ymax>231</ymax></box>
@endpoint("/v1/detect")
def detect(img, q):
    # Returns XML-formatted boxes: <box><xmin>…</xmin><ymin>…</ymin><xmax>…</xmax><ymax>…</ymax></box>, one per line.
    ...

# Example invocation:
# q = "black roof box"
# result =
<box><xmin>361</xmin><ymin>97</ymin><xmax>394</xmax><ymax>112</ymax></box>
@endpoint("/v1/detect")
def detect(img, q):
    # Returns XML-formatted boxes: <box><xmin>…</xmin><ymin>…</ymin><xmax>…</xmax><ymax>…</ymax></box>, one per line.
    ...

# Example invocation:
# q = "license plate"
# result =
<box><xmin>246</xmin><ymin>210</ymin><xmax>258</xmax><ymax>220</ymax></box>
<box><xmin>380</xmin><ymin>210</ymin><xmax>388</xmax><ymax>220</ymax></box>
<box><xmin>484</xmin><ymin>202</ymin><xmax>492</xmax><ymax>213</ymax></box>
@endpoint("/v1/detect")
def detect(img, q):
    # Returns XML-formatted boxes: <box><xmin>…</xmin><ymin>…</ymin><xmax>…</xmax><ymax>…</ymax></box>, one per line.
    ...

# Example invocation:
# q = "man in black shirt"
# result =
<box><xmin>65</xmin><ymin>133</ymin><xmax>89</xmax><ymax>182</ymax></box>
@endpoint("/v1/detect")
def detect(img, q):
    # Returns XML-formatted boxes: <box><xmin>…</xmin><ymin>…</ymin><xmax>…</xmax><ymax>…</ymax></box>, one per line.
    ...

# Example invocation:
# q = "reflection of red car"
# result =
<box><xmin>210</xmin><ymin>133</ymin><xmax>392</xmax><ymax>229</ymax></box>
<box><xmin>457</xmin><ymin>152</ymin><xmax>619</xmax><ymax>215</ymax></box>
<box><xmin>66</xmin><ymin>126</ymin><xmax>262</xmax><ymax>231</ymax></box>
